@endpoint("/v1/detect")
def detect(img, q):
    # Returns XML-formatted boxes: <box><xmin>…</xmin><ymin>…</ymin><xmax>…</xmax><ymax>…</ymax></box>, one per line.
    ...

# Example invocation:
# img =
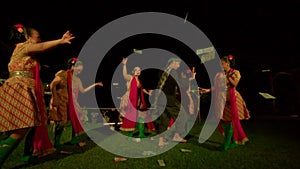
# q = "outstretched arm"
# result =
<box><xmin>143</xmin><ymin>89</ymin><xmax>153</xmax><ymax>95</ymax></box>
<box><xmin>199</xmin><ymin>87</ymin><xmax>214</xmax><ymax>94</ymax></box>
<box><xmin>26</xmin><ymin>30</ymin><xmax>75</xmax><ymax>54</ymax></box>
<box><xmin>79</xmin><ymin>79</ymin><xmax>103</xmax><ymax>94</ymax></box>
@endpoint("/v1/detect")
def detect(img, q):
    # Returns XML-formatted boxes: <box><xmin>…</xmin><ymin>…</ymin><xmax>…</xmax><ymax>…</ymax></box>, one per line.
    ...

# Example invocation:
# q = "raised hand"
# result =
<box><xmin>122</xmin><ymin>57</ymin><xmax>128</xmax><ymax>65</ymax></box>
<box><xmin>61</xmin><ymin>30</ymin><xmax>75</xmax><ymax>44</ymax></box>
<box><xmin>96</xmin><ymin>82</ymin><xmax>103</xmax><ymax>87</ymax></box>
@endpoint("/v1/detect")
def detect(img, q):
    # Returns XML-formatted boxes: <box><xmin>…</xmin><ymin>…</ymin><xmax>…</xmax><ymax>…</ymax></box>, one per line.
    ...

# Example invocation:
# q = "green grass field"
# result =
<box><xmin>2</xmin><ymin>116</ymin><xmax>300</xmax><ymax>169</ymax></box>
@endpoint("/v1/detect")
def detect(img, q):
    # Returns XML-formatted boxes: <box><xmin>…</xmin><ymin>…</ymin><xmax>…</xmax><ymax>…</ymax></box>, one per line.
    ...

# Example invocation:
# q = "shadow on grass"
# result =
<box><xmin>197</xmin><ymin>140</ymin><xmax>222</xmax><ymax>151</ymax></box>
<box><xmin>186</xmin><ymin>136</ymin><xmax>222</xmax><ymax>151</ymax></box>
<box><xmin>9</xmin><ymin>133</ymin><xmax>98</xmax><ymax>169</ymax></box>
<box><xmin>184</xmin><ymin>127</ymin><xmax>223</xmax><ymax>152</ymax></box>
<box><xmin>5</xmin><ymin>117</ymin><xmax>300</xmax><ymax>169</ymax></box>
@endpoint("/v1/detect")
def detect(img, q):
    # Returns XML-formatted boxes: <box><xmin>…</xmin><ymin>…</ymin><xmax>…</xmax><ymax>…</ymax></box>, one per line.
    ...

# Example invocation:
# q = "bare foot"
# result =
<box><xmin>78</xmin><ymin>142</ymin><xmax>86</xmax><ymax>147</ymax></box>
<box><xmin>158</xmin><ymin>137</ymin><xmax>169</xmax><ymax>148</ymax></box>
<box><xmin>172</xmin><ymin>133</ymin><xmax>187</xmax><ymax>143</ymax></box>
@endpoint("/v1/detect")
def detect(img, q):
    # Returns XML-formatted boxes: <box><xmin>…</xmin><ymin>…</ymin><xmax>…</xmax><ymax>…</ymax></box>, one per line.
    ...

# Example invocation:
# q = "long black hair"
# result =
<box><xmin>9</xmin><ymin>24</ymin><xmax>37</xmax><ymax>50</ymax></box>
<box><xmin>9</xmin><ymin>24</ymin><xmax>26</xmax><ymax>46</ymax></box>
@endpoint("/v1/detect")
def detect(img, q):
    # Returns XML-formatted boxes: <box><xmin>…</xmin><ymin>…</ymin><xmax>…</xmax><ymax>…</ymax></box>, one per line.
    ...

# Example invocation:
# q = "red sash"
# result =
<box><xmin>33</xmin><ymin>63</ymin><xmax>55</xmax><ymax>155</ymax></box>
<box><xmin>67</xmin><ymin>70</ymin><xmax>84</xmax><ymax>135</ymax></box>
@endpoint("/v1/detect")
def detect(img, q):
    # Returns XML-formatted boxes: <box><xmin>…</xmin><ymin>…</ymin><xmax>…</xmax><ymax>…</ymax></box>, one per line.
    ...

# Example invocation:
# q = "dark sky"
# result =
<box><xmin>1</xmin><ymin>1</ymin><xmax>299</xmax><ymax>71</ymax></box>
<box><xmin>0</xmin><ymin>1</ymin><xmax>299</xmax><ymax>63</ymax></box>
<box><xmin>1</xmin><ymin>1</ymin><xmax>300</xmax><ymax>110</ymax></box>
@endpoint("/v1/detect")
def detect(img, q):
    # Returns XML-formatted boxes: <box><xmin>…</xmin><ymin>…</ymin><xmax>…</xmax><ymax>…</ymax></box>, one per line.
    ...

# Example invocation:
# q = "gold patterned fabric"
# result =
<box><xmin>222</xmin><ymin>90</ymin><xmax>250</xmax><ymax>121</ymax></box>
<box><xmin>48</xmin><ymin>70</ymin><xmax>69</xmax><ymax>126</ymax></box>
<box><xmin>221</xmin><ymin>69</ymin><xmax>250</xmax><ymax>121</ymax></box>
<box><xmin>0</xmin><ymin>41</ymin><xmax>42</xmax><ymax>132</ymax></box>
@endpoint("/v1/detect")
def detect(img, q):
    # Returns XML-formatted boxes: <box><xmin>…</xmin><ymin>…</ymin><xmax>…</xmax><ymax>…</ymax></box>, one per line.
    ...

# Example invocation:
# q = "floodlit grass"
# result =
<box><xmin>2</xmin><ymin>117</ymin><xmax>300</xmax><ymax>169</ymax></box>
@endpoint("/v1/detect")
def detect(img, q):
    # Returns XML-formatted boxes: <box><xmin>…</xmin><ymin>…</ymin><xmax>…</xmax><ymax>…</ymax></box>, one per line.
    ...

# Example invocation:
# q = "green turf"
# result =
<box><xmin>2</xmin><ymin>117</ymin><xmax>300</xmax><ymax>169</ymax></box>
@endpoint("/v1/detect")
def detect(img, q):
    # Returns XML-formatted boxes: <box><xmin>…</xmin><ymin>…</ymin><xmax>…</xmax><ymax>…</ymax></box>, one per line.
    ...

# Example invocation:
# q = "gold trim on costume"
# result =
<box><xmin>9</xmin><ymin>70</ymin><xmax>35</xmax><ymax>79</ymax></box>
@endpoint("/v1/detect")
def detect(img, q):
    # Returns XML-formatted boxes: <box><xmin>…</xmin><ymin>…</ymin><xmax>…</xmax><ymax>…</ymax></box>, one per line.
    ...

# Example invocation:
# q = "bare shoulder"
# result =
<box><xmin>55</xmin><ymin>70</ymin><xmax>67</xmax><ymax>77</ymax></box>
